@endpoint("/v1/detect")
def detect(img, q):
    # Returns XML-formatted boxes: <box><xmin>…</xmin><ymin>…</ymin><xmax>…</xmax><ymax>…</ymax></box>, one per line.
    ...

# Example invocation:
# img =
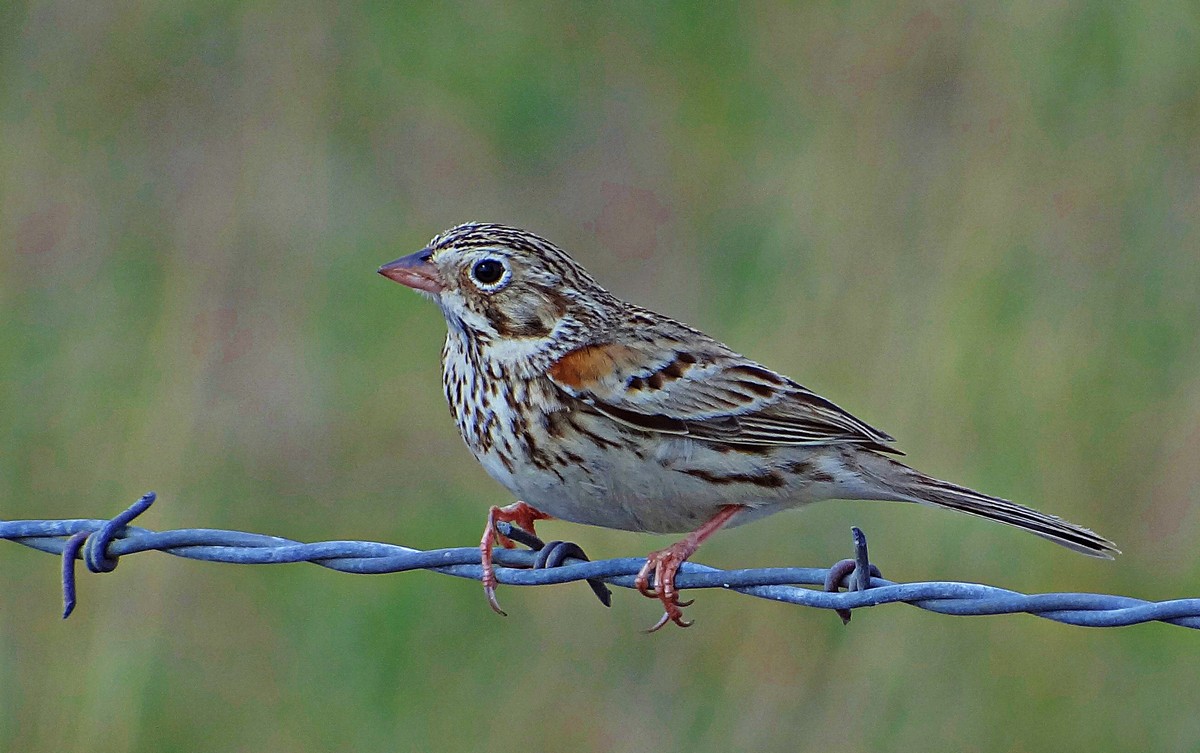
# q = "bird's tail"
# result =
<box><xmin>857</xmin><ymin>454</ymin><xmax>1119</xmax><ymax>559</ymax></box>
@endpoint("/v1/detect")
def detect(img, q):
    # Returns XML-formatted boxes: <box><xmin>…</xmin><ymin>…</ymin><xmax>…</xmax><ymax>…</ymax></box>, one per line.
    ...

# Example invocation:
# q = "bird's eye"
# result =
<box><xmin>471</xmin><ymin>259</ymin><xmax>506</xmax><ymax>286</ymax></box>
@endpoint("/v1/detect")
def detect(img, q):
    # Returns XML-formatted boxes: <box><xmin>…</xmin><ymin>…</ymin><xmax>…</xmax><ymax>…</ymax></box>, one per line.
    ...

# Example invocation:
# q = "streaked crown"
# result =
<box><xmin>382</xmin><ymin>223</ymin><xmax>620</xmax><ymax>363</ymax></box>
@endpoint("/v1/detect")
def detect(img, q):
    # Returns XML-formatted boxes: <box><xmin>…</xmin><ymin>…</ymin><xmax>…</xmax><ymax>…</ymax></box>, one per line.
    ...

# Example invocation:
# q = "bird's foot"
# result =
<box><xmin>480</xmin><ymin>501</ymin><xmax>551</xmax><ymax>616</ymax></box>
<box><xmin>635</xmin><ymin>543</ymin><xmax>698</xmax><ymax>631</ymax></box>
<box><xmin>634</xmin><ymin>504</ymin><xmax>744</xmax><ymax>632</ymax></box>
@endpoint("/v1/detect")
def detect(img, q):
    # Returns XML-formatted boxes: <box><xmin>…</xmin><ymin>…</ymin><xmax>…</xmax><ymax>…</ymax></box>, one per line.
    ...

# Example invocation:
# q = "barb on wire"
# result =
<box><xmin>2</xmin><ymin>492</ymin><xmax>1199</xmax><ymax>630</ymax></box>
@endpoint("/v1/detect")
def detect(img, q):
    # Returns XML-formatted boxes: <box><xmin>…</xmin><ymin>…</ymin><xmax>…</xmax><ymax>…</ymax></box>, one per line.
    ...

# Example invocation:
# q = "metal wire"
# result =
<box><xmin>3</xmin><ymin>492</ymin><xmax>1198</xmax><ymax>629</ymax></box>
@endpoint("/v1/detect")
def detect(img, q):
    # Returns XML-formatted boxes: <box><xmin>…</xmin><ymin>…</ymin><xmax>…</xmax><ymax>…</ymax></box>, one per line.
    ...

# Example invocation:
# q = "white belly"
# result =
<box><xmin>474</xmin><ymin>414</ymin><xmax>841</xmax><ymax>534</ymax></box>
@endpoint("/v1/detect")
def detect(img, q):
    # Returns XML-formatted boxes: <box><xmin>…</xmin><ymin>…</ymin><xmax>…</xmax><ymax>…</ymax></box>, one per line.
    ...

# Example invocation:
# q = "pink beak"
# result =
<box><xmin>378</xmin><ymin>250</ymin><xmax>445</xmax><ymax>294</ymax></box>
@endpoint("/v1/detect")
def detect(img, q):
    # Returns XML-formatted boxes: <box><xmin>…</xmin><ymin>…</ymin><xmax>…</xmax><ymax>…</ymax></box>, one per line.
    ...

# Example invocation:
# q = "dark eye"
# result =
<box><xmin>471</xmin><ymin>259</ymin><xmax>506</xmax><ymax>285</ymax></box>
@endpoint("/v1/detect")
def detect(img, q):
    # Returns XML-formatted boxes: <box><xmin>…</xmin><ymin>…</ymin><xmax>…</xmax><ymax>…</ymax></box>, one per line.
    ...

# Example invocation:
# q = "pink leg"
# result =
<box><xmin>480</xmin><ymin>501</ymin><xmax>552</xmax><ymax>616</ymax></box>
<box><xmin>634</xmin><ymin>505</ymin><xmax>744</xmax><ymax>631</ymax></box>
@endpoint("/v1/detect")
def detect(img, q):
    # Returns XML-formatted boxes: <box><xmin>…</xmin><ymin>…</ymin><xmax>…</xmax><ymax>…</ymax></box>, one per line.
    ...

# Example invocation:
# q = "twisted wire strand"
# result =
<box><xmin>3</xmin><ymin>492</ymin><xmax>1198</xmax><ymax>629</ymax></box>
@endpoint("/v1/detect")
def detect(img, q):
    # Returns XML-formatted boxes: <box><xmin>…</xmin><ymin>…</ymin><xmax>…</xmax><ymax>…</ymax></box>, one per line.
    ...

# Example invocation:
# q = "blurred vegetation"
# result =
<box><xmin>3</xmin><ymin>2</ymin><xmax>1199</xmax><ymax>752</ymax></box>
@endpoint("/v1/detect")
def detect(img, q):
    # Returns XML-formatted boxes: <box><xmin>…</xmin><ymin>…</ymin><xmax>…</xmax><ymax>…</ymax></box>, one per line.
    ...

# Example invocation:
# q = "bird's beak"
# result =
<box><xmin>378</xmin><ymin>249</ymin><xmax>445</xmax><ymax>294</ymax></box>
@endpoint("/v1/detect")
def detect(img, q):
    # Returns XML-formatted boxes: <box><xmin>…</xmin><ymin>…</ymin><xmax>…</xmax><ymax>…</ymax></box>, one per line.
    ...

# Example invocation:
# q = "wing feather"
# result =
<box><xmin>547</xmin><ymin>333</ymin><xmax>900</xmax><ymax>453</ymax></box>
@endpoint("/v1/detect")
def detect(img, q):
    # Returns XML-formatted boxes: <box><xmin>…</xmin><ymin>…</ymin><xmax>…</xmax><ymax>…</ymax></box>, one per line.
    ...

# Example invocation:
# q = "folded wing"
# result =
<box><xmin>547</xmin><ymin>333</ymin><xmax>899</xmax><ymax>453</ymax></box>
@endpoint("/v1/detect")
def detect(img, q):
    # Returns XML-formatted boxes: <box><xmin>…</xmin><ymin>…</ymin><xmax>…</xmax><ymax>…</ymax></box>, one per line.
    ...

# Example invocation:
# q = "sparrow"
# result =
<box><xmin>378</xmin><ymin>222</ymin><xmax>1117</xmax><ymax>630</ymax></box>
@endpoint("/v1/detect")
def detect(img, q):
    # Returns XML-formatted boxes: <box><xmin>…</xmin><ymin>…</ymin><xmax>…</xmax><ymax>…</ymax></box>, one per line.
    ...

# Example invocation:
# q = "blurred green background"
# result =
<box><xmin>3</xmin><ymin>2</ymin><xmax>1199</xmax><ymax>751</ymax></box>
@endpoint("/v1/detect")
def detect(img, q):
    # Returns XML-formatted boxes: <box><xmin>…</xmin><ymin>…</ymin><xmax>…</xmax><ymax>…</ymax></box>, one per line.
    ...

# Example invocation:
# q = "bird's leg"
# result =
<box><xmin>480</xmin><ymin>501</ymin><xmax>552</xmax><ymax>616</ymax></box>
<box><xmin>635</xmin><ymin>504</ymin><xmax>744</xmax><ymax>631</ymax></box>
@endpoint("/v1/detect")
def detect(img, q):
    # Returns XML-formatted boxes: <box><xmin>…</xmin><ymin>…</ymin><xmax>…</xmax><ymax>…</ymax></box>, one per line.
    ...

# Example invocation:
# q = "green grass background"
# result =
<box><xmin>3</xmin><ymin>3</ymin><xmax>1199</xmax><ymax>751</ymax></box>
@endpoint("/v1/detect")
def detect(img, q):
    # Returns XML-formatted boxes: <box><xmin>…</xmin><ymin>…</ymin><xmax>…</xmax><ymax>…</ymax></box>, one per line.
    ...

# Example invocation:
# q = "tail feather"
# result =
<box><xmin>862</xmin><ymin>456</ymin><xmax>1119</xmax><ymax>559</ymax></box>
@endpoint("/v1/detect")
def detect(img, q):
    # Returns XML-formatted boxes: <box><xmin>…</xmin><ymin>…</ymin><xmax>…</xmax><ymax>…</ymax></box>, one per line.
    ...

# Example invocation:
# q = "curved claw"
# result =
<box><xmin>645</xmin><ymin>609</ymin><xmax>693</xmax><ymax>633</ymax></box>
<box><xmin>633</xmin><ymin>505</ymin><xmax>744</xmax><ymax>632</ymax></box>
<box><xmin>479</xmin><ymin>501</ymin><xmax>551</xmax><ymax>617</ymax></box>
<box><xmin>635</xmin><ymin>546</ymin><xmax>696</xmax><ymax>631</ymax></box>
<box><xmin>646</xmin><ymin>612</ymin><xmax>672</xmax><ymax>633</ymax></box>
<box><xmin>484</xmin><ymin>583</ymin><xmax>507</xmax><ymax>617</ymax></box>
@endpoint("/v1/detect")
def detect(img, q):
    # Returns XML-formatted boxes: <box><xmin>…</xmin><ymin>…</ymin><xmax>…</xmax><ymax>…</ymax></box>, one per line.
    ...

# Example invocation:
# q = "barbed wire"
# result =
<box><xmin>2</xmin><ymin>492</ymin><xmax>1198</xmax><ymax>629</ymax></box>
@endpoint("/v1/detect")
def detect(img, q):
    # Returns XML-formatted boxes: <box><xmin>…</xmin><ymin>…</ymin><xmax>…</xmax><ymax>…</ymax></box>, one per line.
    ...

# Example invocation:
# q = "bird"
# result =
<box><xmin>378</xmin><ymin>222</ymin><xmax>1118</xmax><ymax>630</ymax></box>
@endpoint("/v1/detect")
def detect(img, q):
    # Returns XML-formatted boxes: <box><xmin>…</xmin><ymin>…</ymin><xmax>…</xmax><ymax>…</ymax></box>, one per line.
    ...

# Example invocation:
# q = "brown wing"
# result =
<box><xmin>547</xmin><ymin>336</ymin><xmax>900</xmax><ymax>454</ymax></box>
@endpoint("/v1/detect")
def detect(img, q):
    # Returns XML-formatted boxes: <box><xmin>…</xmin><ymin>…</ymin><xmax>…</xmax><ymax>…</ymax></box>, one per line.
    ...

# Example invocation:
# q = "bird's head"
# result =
<box><xmin>379</xmin><ymin>223</ymin><xmax>616</xmax><ymax>358</ymax></box>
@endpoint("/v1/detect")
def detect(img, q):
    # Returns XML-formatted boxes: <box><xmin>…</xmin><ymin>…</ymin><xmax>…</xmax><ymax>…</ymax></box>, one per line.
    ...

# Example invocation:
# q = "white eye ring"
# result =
<box><xmin>470</xmin><ymin>258</ymin><xmax>510</xmax><ymax>290</ymax></box>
